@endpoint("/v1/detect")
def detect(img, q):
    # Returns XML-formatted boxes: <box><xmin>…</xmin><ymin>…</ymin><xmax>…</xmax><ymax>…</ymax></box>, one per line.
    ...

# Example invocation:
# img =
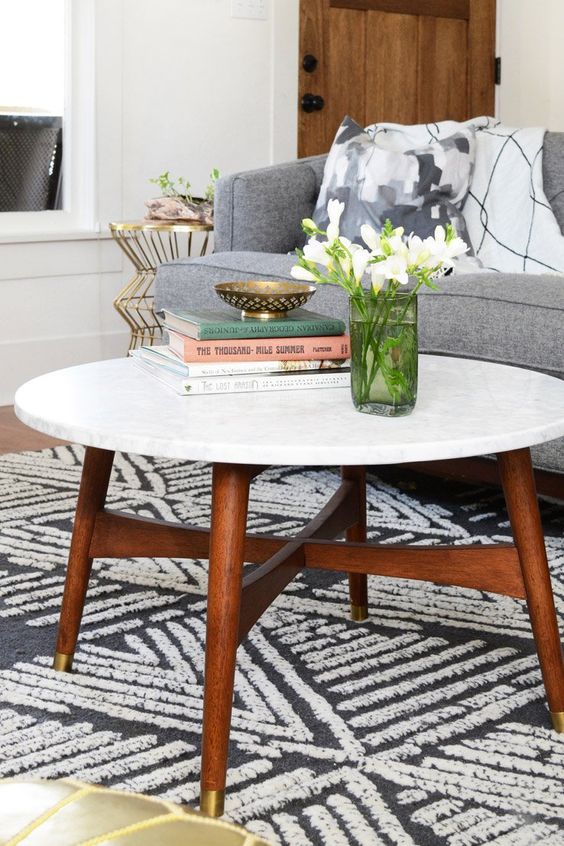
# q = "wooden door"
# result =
<box><xmin>298</xmin><ymin>0</ymin><xmax>496</xmax><ymax>158</ymax></box>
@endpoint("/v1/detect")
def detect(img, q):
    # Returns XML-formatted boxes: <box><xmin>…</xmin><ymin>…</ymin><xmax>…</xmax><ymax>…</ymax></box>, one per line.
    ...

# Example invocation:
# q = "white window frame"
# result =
<box><xmin>0</xmin><ymin>0</ymin><xmax>97</xmax><ymax>241</ymax></box>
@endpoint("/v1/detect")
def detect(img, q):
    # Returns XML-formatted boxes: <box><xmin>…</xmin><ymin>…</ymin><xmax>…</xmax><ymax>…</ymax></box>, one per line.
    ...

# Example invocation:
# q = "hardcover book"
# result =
<box><xmin>162</xmin><ymin>307</ymin><xmax>346</xmax><ymax>340</ymax></box>
<box><xmin>133</xmin><ymin>355</ymin><xmax>350</xmax><ymax>396</ymax></box>
<box><xmin>167</xmin><ymin>330</ymin><xmax>350</xmax><ymax>363</ymax></box>
<box><xmin>136</xmin><ymin>345</ymin><xmax>349</xmax><ymax>376</ymax></box>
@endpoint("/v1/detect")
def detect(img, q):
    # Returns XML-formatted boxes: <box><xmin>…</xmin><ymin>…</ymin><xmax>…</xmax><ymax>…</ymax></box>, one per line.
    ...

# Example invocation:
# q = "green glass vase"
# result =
<box><xmin>349</xmin><ymin>290</ymin><xmax>418</xmax><ymax>416</ymax></box>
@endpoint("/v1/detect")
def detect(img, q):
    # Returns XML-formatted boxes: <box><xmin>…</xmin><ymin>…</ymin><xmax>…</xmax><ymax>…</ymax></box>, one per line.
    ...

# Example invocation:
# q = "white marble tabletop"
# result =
<box><xmin>14</xmin><ymin>356</ymin><xmax>564</xmax><ymax>467</ymax></box>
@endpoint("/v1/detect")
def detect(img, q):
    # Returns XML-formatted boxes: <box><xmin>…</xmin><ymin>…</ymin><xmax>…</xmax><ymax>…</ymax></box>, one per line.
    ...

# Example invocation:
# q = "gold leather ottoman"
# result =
<box><xmin>0</xmin><ymin>779</ymin><xmax>270</xmax><ymax>845</ymax></box>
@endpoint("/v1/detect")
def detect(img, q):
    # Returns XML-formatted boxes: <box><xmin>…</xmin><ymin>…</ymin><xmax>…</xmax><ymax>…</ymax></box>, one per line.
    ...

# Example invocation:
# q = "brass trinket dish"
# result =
<box><xmin>214</xmin><ymin>279</ymin><xmax>316</xmax><ymax>319</ymax></box>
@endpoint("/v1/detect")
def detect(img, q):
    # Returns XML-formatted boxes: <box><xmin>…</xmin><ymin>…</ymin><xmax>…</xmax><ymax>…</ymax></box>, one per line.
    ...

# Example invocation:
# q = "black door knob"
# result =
<box><xmin>302</xmin><ymin>53</ymin><xmax>318</xmax><ymax>73</ymax></box>
<box><xmin>301</xmin><ymin>93</ymin><xmax>325</xmax><ymax>113</ymax></box>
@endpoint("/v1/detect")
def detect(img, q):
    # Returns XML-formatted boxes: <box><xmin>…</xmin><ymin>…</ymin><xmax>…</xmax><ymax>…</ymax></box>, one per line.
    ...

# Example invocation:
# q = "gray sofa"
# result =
<box><xmin>154</xmin><ymin>135</ymin><xmax>564</xmax><ymax>478</ymax></box>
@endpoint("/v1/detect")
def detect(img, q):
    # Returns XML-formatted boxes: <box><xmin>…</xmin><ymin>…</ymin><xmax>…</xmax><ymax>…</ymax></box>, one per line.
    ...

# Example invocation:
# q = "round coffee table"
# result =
<box><xmin>15</xmin><ymin>355</ymin><xmax>564</xmax><ymax>817</ymax></box>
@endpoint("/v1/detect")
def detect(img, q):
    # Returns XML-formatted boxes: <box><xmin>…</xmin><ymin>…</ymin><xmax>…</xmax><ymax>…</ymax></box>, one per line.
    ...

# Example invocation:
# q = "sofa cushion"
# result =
<box><xmin>418</xmin><ymin>272</ymin><xmax>564</xmax><ymax>379</ymax></box>
<box><xmin>312</xmin><ymin>115</ymin><xmax>475</xmax><ymax>246</ymax></box>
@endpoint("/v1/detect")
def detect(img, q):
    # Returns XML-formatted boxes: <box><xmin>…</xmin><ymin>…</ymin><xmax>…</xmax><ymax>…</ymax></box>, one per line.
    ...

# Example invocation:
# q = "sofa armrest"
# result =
<box><xmin>544</xmin><ymin>131</ymin><xmax>564</xmax><ymax>234</ymax></box>
<box><xmin>214</xmin><ymin>155</ymin><xmax>326</xmax><ymax>254</ymax></box>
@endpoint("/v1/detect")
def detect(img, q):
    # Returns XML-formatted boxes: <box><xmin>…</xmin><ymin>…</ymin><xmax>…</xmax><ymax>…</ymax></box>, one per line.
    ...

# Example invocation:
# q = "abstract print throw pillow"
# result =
<box><xmin>313</xmin><ymin>116</ymin><xmax>476</xmax><ymax>250</ymax></box>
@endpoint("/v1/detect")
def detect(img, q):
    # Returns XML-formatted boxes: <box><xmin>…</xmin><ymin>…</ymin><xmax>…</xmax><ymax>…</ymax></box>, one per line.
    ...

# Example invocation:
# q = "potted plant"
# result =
<box><xmin>145</xmin><ymin>168</ymin><xmax>219</xmax><ymax>225</ymax></box>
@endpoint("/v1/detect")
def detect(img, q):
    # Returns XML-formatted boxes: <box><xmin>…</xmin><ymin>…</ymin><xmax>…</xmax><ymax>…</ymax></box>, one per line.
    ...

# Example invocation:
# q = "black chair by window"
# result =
<box><xmin>0</xmin><ymin>114</ymin><xmax>63</xmax><ymax>212</ymax></box>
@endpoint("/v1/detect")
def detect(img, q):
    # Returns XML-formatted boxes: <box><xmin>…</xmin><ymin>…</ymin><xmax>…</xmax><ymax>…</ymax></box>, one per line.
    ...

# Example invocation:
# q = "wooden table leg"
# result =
<box><xmin>53</xmin><ymin>447</ymin><xmax>115</xmax><ymax>672</ymax></box>
<box><xmin>200</xmin><ymin>463</ymin><xmax>253</xmax><ymax>817</ymax></box>
<box><xmin>342</xmin><ymin>466</ymin><xmax>368</xmax><ymax>621</ymax></box>
<box><xmin>497</xmin><ymin>448</ymin><xmax>564</xmax><ymax>733</ymax></box>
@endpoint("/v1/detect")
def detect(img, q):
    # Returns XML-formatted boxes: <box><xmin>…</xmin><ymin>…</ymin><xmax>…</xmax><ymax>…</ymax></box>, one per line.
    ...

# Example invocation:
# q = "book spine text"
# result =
<box><xmin>168</xmin><ymin>331</ymin><xmax>350</xmax><ymax>362</ymax></box>
<box><xmin>180</xmin><ymin>370</ymin><xmax>351</xmax><ymax>395</ymax></box>
<box><xmin>196</xmin><ymin>319</ymin><xmax>345</xmax><ymax>339</ymax></box>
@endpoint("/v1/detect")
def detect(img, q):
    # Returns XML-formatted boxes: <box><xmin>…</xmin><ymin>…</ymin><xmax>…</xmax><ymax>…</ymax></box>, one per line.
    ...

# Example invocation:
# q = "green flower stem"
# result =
<box><xmin>351</xmin><ymin>285</ymin><xmax>417</xmax><ymax>408</ymax></box>
<box><xmin>357</xmin><ymin>292</ymin><xmax>396</xmax><ymax>404</ymax></box>
<box><xmin>365</xmin><ymin>295</ymin><xmax>396</xmax><ymax>398</ymax></box>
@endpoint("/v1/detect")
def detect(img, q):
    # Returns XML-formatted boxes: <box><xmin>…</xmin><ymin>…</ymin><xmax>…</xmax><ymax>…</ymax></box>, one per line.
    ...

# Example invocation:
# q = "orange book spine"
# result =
<box><xmin>168</xmin><ymin>330</ymin><xmax>350</xmax><ymax>362</ymax></box>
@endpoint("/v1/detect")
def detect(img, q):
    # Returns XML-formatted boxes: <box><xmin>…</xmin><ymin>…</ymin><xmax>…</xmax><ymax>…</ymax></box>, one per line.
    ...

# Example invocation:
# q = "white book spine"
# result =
<box><xmin>133</xmin><ymin>357</ymin><xmax>350</xmax><ymax>395</ymax></box>
<box><xmin>135</xmin><ymin>348</ymin><xmax>348</xmax><ymax>377</ymax></box>
<box><xmin>182</xmin><ymin>360</ymin><xmax>347</xmax><ymax>376</ymax></box>
<box><xmin>180</xmin><ymin>370</ymin><xmax>351</xmax><ymax>395</ymax></box>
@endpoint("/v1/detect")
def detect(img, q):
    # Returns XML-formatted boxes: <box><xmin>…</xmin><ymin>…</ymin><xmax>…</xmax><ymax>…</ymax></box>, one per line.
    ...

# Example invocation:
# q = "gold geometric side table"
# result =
<box><xmin>109</xmin><ymin>220</ymin><xmax>212</xmax><ymax>351</ymax></box>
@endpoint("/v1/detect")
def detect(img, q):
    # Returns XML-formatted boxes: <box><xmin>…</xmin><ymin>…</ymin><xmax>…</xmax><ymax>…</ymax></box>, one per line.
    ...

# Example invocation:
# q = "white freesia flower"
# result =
<box><xmin>303</xmin><ymin>238</ymin><xmax>331</xmax><ymax>267</ymax></box>
<box><xmin>290</xmin><ymin>265</ymin><xmax>317</xmax><ymax>282</ymax></box>
<box><xmin>375</xmin><ymin>224</ymin><xmax>406</xmax><ymax>255</ymax></box>
<box><xmin>292</xmin><ymin>201</ymin><xmax>468</xmax><ymax>308</ymax></box>
<box><xmin>376</xmin><ymin>254</ymin><xmax>409</xmax><ymax>286</ymax></box>
<box><xmin>445</xmin><ymin>234</ymin><xmax>468</xmax><ymax>260</ymax></box>
<box><xmin>371</xmin><ymin>267</ymin><xmax>386</xmax><ymax>293</ymax></box>
<box><xmin>352</xmin><ymin>248</ymin><xmax>371</xmax><ymax>282</ymax></box>
<box><xmin>406</xmin><ymin>234</ymin><xmax>432</xmax><ymax>268</ymax></box>
<box><xmin>335</xmin><ymin>235</ymin><xmax>358</xmax><ymax>275</ymax></box>
<box><xmin>339</xmin><ymin>253</ymin><xmax>352</xmax><ymax>275</ymax></box>
<box><xmin>388</xmin><ymin>233</ymin><xmax>408</xmax><ymax>257</ymax></box>
<box><xmin>424</xmin><ymin>225</ymin><xmax>468</xmax><ymax>267</ymax></box>
<box><xmin>361</xmin><ymin>223</ymin><xmax>381</xmax><ymax>253</ymax></box>
<box><xmin>326</xmin><ymin>198</ymin><xmax>345</xmax><ymax>242</ymax></box>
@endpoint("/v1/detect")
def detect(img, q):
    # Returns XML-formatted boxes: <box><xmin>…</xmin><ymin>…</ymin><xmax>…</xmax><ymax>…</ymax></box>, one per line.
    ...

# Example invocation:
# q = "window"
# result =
<box><xmin>0</xmin><ymin>0</ymin><xmax>96</xmax><ymax>238</ymax></box>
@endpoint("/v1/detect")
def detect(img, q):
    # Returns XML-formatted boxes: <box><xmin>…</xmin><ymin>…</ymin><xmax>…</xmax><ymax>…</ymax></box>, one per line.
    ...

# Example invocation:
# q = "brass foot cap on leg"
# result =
<box><xmin>550</xmin><ymin>711</ymin><xmax>564</xmax><ymax>733</ymax></box>
<box><xmin>200</xmin><ymin>789</ymin><xmax>225</xmax><ymax>818</ymax></box>
<box><xmin>53</xmin><ymin>652</ymin><xmax>74</xmax><ymax>672</ymax></box>
<box><xmin>350</xmin><ymin>604</ymin><xmax>368</xmax><ymax>622</ymax></box>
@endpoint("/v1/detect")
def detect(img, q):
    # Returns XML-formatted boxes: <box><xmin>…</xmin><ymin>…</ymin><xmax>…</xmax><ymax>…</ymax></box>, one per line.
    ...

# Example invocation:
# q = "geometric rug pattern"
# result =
<box><xmin>0</xmin><ymin>446</ymin><xmax>563</xmax><ymax>845</ymax></box>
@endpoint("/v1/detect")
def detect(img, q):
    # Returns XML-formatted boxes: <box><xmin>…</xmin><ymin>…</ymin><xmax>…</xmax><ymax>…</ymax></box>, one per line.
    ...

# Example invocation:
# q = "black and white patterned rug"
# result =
<box><xmin>0</xmin><ymin>446</ymin><xmax>563</xmax><ymax>845</ymax></box>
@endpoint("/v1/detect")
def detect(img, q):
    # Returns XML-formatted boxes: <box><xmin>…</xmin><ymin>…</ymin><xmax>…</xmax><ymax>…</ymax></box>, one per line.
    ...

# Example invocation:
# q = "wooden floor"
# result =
<box><xmin>0</xmin><ymin>406</ymin><xmax>68</xmax><ymax>455</ymax></box>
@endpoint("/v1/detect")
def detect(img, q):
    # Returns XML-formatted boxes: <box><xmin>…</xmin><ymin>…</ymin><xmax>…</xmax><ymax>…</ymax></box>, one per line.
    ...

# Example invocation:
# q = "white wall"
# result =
<box><xmin>121</xmin><ymin>0</ymin><xmax>294</xmax><ymax>216</ymax></box>
<box><xmin>497</xmin><ymin>0</ymin><xmax>564</xmax><ymax>130</ymax></box>
<box><xmin>0</xmin><ymin>0</ymin><xmax>299</xmax><ymax>406</ymax></box>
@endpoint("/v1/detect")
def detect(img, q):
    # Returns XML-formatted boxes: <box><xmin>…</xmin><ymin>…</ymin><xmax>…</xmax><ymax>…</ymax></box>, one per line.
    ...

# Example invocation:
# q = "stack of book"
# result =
<box><xmin>131</xmin><ymin>306</ymin><xmax>350</xmax><ymax>395</ymax></box>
